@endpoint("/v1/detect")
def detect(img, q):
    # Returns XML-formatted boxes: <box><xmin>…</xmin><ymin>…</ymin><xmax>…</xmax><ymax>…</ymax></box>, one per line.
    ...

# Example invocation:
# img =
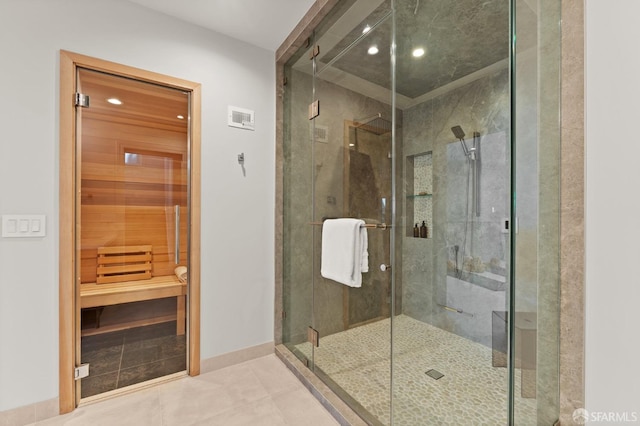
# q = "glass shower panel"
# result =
<box><xmin>512</xmin><ymin>0</ymin><xmax>561</xmax><ymax>423</ymax></box>
<box><xmin>281</xmin><ymin>39</ymin><xmax>316</xmax><ymax>364</ymax></box>
<box><xmin>312</xmin><ymin>0</ymin><xmax>392</xmax><ymax>74</ymax></box>
<box><xmin>311</xmin><ymin>11</ymin><xmax>394</xmax><ymax>425</ymax></box>
<box><xmin>76</xmin><ymin>68</ymin><xmax>188</xmax><ymax>398</ymax></box>
<box><xmin>393</xmin><ymin>0</ymin><xmax>511</xmax><ymax>423</ymax></box>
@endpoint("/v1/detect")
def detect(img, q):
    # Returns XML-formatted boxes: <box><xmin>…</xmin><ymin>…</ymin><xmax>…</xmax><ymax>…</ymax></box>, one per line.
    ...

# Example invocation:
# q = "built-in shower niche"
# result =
<box><xmin>405</xmin><ymin>151</ymin><xmax>432</xmax><ymax>238</ymax></box>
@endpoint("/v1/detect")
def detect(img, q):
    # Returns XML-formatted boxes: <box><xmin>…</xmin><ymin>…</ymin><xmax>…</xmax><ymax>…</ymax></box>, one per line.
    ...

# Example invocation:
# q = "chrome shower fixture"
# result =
<box><xmin>451</xmin><ymin>125</ymin><xmax>470</xmax><ymax>158</ymax></box>
<box><xmin>451</xmin><ymin>125</ymin><xmax>479</xmax><ymax>160</ymax></box>
<box><xmin>355</xmin><ymin>113</ymin><xmax>392</xmax><ymax>135</ymax></box>
<box><xmin>451</xmin><ymin>125</ymin><xmax>465</xmax><ymax>140</ymax></box>
<box><xmin>451</xmin><ymin>125</ymin><xmax>481</xmax><ymax>217</ymax></box>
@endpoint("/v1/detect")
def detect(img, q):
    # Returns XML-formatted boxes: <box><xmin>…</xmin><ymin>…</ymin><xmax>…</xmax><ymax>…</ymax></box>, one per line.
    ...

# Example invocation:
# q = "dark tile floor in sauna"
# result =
<box><xmin>80</xmin><ymin>321</ymin><xmax>186</xmax><ymax>398</ymax></box>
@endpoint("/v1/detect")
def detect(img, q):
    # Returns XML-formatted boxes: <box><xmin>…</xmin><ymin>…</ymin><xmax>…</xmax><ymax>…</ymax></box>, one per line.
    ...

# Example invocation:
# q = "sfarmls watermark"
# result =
<box><xmin>573</xmin><ymin>408</ymin><xmax>638</xmax><ymax>424</ymax></box>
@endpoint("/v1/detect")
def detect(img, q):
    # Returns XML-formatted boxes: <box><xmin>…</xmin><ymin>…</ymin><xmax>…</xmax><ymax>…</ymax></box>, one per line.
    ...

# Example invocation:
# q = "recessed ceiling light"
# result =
<box><xmin>177</xmin><ymin>115</ymin><xmax>185</xmax><ymax>120</ymax></box>
<box><xmin>368</xmin><ymin>45</ymin><xmax>379</xmax><ymax>55</ymax></box>
<box><xmin>362</xmin><ymin>25</ymin><xmax>371</xmax><ymax>34</ymax></box>
<box><xmin>412</xmin><ymin>47</ymin><xmax>426</xmax><ymax>58</ymax></box>
<box><xmin>107</xmin><ymin>98</ymin><xmax>122</xmax><ymax>105</ymax></box>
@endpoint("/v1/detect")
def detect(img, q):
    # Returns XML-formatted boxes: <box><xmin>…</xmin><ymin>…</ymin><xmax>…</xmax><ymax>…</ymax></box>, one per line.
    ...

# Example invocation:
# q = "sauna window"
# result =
<box><xmin>124</xmin><ymin>152</ymin><xmax>140</xmax><ymax>165</ymax></box>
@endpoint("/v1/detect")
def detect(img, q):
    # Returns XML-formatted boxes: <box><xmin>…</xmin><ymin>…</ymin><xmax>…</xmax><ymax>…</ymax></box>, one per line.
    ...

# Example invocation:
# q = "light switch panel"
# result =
<box><xmin>2</xmin><ymin>215</ymin><xmax>46</xmax><ymax>238</ymax></box>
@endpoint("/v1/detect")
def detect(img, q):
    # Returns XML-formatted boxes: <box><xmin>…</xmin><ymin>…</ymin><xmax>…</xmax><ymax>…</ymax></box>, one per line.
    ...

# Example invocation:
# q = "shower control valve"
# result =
<box><xmin>380</xmin><ymin>264</ymin><xmax>391</xmax><ymax>272</ymax></box>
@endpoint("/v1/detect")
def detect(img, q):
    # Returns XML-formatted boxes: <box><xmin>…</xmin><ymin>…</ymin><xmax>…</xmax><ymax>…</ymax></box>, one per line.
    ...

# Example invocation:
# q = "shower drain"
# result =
<box><xmin>425</xmin><ymin>369</ymin><xmax>444</xmax><ymax>380</ymax></box>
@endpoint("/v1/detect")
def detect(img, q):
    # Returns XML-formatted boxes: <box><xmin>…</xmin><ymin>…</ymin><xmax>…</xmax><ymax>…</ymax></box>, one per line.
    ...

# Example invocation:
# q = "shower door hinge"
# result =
<box><xmin>74</xmin><ymin>92</ymin><xmax>90</xmax><ymax>108</ymax></box>
<box><xmin>282</xmin><ymin>310</ymin><xmax>286</xmax><ymax>319</ymax></box>
<box><xmin>309</xmin><ymin>44</ymin><xmax>320</xmax><ymax>60</ymax></box>
<box><xmin>308</xmin><ymin>100</ymin><xmax>319</xmax><ymax>120</ymax></box>
<box><xmin>282</xmin><ymin>76</ymin><xmax>288</xmax><ymax>86</ymax></box>
<box><xmin>307</xmin><ymin>326</ymin><xmax>319</xmax><ymax>347</ymax></box>
<box><xmin>74</xmin><ymin>364</ymin><xmax>89</xmax><ymax>380</ymax></box>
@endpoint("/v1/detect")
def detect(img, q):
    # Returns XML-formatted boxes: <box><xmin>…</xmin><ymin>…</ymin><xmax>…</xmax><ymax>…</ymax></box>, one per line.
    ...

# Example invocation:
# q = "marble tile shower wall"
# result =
<box><xmin>401</xmin><ymin>68</ymin><xmax>511</xmax><ymax>342</ymax></box>
<box><xmin>284</xmin><ymin>66</ymin><xmax>518</xmax><ymax>346</ymax></box>
<box><xmin>283</xmin><ymin>68</ymin><xmax>398</xmax><ymax>343</ymax></box>
<box><xmin>445</xmin><ymin>131</ymin><xmax>509</xmax><ymax>272</ymax></box>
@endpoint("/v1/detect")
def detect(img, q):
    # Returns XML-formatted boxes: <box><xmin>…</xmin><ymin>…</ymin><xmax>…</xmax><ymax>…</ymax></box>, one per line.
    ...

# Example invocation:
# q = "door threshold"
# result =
<box><xmin>78</xmin><ymin>371</ymin><xmax>187</xmax><ymax>407</ymax></box>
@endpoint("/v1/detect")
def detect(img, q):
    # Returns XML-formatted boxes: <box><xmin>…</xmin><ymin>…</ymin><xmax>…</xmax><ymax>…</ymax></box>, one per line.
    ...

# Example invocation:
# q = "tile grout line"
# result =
<box><xmin>83</xmin><ymin>324</ymin><xmax>187</xmax><ymax>398</ymax></box>
<box><xmin>294</xmin><ymin>315</ymin><xmax>536</xmax><ymax>424</ymax></box>
<box><xmin>115</xmin><ymin>335</ymin><xmax>126</xmax><ymax>389</ymax></box>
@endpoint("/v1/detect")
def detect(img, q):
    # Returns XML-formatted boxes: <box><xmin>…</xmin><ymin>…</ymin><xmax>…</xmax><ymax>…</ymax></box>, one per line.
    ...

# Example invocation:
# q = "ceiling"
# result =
<box><xmin>125</xmin><ymin>0</ymin><xmax>316</xmax><ymax>51</ymax></box>
<box><xmin>289</xmin><ymin>0</ymin><xmax>536</xmax><ymax>109</ymax></box>
<box><xmin>123</xmin><ymin>0</ymin><xmax>536</xmax><ymax>110</ymax></box>
<box><xmin>79</xmin><ymin>68</ymin><xmax>188</xmax><ymax>132</ymax></box>
<box><xmin>321</xmin><ymin>0</ymin><xmax>510</xmax><ymax>99</ymax></box>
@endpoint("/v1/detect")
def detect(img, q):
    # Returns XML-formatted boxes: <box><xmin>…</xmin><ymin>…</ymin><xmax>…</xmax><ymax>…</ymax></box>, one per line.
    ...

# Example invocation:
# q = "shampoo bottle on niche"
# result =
<box><xmin>420</xmin><ymin>221</ymin><xmax>428</xmax><ymax>238</ymax></box>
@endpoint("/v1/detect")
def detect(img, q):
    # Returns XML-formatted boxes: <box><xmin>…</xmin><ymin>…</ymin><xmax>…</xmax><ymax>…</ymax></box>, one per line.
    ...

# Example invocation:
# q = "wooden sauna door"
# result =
<box><xmin>59</xmin><ymin>51</ymin><xmax>201</xmax><ymax>412</ymax></box>
<box><xmin>76</xmin><ymin>67</ymin><xmax>189</xmax><ymax>400</ymax></box>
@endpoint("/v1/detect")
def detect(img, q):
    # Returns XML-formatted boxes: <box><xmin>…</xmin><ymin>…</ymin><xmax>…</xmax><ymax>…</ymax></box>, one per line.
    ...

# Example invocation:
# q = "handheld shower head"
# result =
<box><xmin>451</xmin><ymin>125</ymin><xmax>465</xmax><ymax>140</ymax></box>
<box><xmin>451</xmin><ymin>125</ymin><xmax>470</xmax><ymax>156</ymax></box>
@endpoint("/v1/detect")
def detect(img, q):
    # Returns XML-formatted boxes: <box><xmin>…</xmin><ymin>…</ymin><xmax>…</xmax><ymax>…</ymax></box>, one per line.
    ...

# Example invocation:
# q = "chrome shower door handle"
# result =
<box><xmin>174</xmin><ymin>205</ymin><xmax>180</xmax><ymax>265</ymax></box>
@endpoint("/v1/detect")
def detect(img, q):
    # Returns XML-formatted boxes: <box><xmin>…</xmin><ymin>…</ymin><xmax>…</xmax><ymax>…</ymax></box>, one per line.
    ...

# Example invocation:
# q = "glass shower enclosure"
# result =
<box><xmin>280</xmin><ymin>0</ymin><xmax>560</xmax><ymax>424</ymax></box>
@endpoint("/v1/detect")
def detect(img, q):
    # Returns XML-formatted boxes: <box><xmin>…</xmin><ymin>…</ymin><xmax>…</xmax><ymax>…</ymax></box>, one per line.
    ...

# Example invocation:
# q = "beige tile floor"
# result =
<box><xmin>28</xmin><ymin>355</ymin><xmax>339</xmax><ymax>426</ymax></box>
<box><xmin>296</xmin><ymin>315</ymin><xmax>537</xmax><ymax>425</ymax></box>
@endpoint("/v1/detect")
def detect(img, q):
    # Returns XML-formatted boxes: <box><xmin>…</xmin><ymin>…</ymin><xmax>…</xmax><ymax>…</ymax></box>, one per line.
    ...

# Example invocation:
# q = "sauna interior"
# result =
<box><xmin>77</xmin><ymin>68</ymin><xmax>189</xmax><ymax>398</ymax></box>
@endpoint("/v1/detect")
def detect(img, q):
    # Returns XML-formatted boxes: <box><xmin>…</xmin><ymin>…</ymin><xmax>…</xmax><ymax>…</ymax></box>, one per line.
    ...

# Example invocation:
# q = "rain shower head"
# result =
<box><xmin>354</xmin><ymin>113</ymin><xmax>392</xmax><ymax>135</ymax></box>
<box><xmin>451</xmin><ymin>125</ymin><xmax>465</xmax><ymax>140</ymax></box>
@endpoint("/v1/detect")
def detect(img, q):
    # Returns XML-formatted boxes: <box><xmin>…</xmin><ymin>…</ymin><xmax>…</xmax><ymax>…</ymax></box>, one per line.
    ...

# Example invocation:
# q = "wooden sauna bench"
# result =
<box><xmin>80</xmin><ymin>277</ymin><xmax>186</xmax><ymax>335</ymax></box>
<box><xmin>80</xmin><ymin>246</ymin><xmax>186</xmax><ymax>336</ymax></box>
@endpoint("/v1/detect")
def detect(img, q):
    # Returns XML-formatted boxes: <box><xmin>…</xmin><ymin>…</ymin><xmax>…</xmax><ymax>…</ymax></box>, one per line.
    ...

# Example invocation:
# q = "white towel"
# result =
<box><xmin>174</xmin><ymin>266</ymin><xmax>187</xmax><ymax>283</ymax></box>
<box><xmin>320</xmin><ymin>218</ymin><xmax>369</xmax><ymax>287</ymax></box>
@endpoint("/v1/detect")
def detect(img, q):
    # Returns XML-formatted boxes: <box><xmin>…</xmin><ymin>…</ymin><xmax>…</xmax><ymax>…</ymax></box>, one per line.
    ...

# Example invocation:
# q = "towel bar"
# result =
<box><xmin>309</xmin><ymin>221</ymin><xmax>390</xmax><ymax>230</ymax></box>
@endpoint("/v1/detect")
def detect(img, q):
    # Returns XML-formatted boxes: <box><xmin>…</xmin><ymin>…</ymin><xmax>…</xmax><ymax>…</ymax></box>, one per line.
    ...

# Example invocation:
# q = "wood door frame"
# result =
<box><xmin>59</xmin><ymin>50</ymin><xmax>201</xmax><ymax>414</ymax></box>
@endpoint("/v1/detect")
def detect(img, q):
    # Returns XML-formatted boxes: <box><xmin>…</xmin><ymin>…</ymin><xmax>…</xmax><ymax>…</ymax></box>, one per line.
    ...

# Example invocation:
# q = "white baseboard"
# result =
<box><xmin>0</xmin><ymin>342</ymin><xmax>275</xmax><ymax>426</ymax></box>
<box><xmin>0</xmin><ymin>397</ymin><xmax>59</xmax><ymax>426</ymax></box>
<box><xmin>200</xmin><ymin>341</ymin><xmax>275</xmax><ymax>373</ymax></box>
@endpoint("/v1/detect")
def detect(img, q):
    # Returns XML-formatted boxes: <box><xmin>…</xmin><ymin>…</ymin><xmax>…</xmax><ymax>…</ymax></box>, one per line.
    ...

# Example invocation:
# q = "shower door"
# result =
<box><xmin>309</xmin><ymin>5</ymin><xmax>398</xmax><ymax>425</ymax></box>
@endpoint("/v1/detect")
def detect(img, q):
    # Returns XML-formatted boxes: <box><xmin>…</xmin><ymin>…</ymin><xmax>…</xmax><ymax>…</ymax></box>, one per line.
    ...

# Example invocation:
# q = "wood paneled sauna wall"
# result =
<box><xmin>78</xmin><ymin>69</ymin><xmax>189</xmax><ymax>284</ymax></box>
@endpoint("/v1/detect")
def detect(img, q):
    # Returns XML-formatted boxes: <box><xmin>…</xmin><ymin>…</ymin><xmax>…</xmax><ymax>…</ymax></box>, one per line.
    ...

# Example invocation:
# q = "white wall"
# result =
<box><xmin>585</xmin><ymin>0</ymin><xmax>640</xmax><ymax>417</ymax></box>
<box><xmin>0</xmin><ymin>0</ymin><xmax>275</xmax><ymax>411</ymax></box>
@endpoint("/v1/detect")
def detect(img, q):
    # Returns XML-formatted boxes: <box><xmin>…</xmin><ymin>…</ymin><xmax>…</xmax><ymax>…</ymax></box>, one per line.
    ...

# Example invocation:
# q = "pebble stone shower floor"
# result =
<box><xmin>296</xmin><ymin>314</ymin><xmax>536</xmax><ymax>425</ymax></box>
